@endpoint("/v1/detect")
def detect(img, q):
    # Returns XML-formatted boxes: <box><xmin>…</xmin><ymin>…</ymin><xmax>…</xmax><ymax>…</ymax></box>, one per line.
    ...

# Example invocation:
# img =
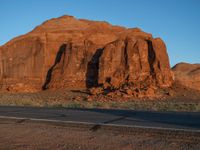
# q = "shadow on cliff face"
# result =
<box><xmin>147</xmin><ymin>40</ymin><xmax>156</xmax><ymax>74</ymax></box>
<box><xmin>42</xmin><ymin>44</ymin><xmax>67</xmax><ymax>90</ymax></box>
<box><xmin>86</xmin><ymin>48</ymin><xmax>104</xmax><ymax>88</ymax></box>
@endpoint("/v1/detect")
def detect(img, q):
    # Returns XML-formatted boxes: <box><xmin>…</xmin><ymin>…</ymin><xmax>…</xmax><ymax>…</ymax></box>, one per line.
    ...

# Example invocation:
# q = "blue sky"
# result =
<box><xmin>0</xmin><ymin>0</ymin><xmax>200</xmax><ymax>66</ymax></box>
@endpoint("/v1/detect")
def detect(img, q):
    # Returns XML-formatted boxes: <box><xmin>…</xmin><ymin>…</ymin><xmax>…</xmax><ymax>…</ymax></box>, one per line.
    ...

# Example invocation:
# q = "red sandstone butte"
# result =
<box><xmin>0</xmin><ymin>15</ymin><xmax>173</xmax><ymax>95</ymax></box>
<box><xmin>172</xmin><ymin>63</ymin><xmax>200</xmax><ymax>91</ymax></box>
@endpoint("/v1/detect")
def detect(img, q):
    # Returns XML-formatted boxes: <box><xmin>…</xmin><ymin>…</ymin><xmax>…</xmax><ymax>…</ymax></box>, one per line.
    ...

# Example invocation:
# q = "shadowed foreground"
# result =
<box><xmin>0</xmin><ymin>119</ymin><xmax>200</xmax><ymax>150</ymax></box>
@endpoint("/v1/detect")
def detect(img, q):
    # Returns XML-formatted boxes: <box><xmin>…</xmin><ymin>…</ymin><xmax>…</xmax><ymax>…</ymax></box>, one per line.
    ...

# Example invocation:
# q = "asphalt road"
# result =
<box><xmin>0</xmin><ymin>106</ymin><xmax>200</xmax><ymax>131</ymax></box>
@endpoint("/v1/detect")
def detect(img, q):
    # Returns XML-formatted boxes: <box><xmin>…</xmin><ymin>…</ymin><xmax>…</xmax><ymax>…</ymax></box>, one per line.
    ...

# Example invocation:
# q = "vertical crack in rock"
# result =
<box><xmin>86</xmin><ymin>48</ymin><xmax>104</xmax><ymax>88</ymax></box>
<box><xmin>147</xmin><ymin>40</ymin><xmax>156</xmax><ymax>75</ymax></box>
<box><xmin>124</xmin><ymin>39</ymin><xmax>129</xmax><ymax>74</ymax></box>
<box><xmin>42</xmin><ymin>44</ymin><xmax>67</xmax><ymax>90</ymax></box>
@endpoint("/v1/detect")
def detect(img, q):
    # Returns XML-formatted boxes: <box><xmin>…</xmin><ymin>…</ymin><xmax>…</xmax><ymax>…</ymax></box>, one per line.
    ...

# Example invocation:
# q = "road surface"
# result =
<box><xmin>0</xmin><ymin>106</ymin><xmax>200</xmax><ymax>132</ymax></box>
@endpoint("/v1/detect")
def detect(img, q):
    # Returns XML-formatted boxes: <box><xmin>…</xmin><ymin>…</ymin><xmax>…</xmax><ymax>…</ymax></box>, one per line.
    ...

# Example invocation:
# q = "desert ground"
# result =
<box><xmin>0</xmin><ymin>82</ymin><xmax>199</xmax><ymax>149</ymax></box>
<box><xmin>0</xmin><ymin>82</ymin><xmax>199</xmax><ymax>112</ymax></box>
<box><xmin>0</xmin><ymin>119</ymin><xmax>200</xmax><ymax>150</ymax></box>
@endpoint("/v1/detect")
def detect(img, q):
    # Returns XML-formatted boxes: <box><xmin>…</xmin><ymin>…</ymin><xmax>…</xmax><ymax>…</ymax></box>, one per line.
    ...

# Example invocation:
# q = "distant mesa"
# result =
<box><xmin>0</xmin><ymin>15</ymin><xmax>174</xmax><ymax>98</ymax></box>
<box><xmin>172</xmin><ymin>63</ymin><xmax>200</xmax><ymax>92</ymax></box>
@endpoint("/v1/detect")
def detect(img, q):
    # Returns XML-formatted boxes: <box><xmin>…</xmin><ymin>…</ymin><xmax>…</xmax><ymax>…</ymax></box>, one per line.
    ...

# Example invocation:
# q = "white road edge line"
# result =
<box><xmin>0</xmin><ymin>115</ymin><xmax>200</xmax><ymax>133</ymax></box>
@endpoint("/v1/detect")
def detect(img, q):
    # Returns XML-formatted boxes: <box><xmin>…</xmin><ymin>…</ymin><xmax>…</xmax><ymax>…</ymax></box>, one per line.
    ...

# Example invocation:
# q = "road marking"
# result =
<box><xmin>0</xmin><ymin>115</ymin><xmax>200</xmax><ymax>133</ymax></box>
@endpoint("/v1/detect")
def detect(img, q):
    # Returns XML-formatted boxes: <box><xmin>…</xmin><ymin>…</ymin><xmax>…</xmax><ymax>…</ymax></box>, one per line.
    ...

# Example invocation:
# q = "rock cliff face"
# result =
<box><xmin>0</xmin><ymin>15</ymin><xmax>173</xmax><ymax>96</ymax></box>
<box><xmin>172</xmin><ymin>63</ymin><xmax>200</xmax><ymax>91</ymax></box>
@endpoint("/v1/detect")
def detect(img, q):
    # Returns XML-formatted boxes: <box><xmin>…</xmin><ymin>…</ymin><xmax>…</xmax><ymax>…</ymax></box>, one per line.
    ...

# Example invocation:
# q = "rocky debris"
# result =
<box><xmin>89</xmin><ymin>87</ymin><xmax>104</xmax><ymax>95</ymax></box>
<box><xmin>172</xmin><ymin>63</ymin><xmax>200</xmax><ymax>91</ymax></box>
<box><xmin>87</xmin><ymin>82</ymin><xmax>168</xmax><ymax>101</ymax></box>
<box><xmin>0</xmin><ymin>15</ymin><xmax>173</xmax><ymax>98</ymax></box>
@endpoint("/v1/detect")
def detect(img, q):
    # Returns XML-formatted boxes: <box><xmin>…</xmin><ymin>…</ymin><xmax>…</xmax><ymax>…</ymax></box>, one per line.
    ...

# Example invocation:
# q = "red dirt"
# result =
<box><xmin>0</xmin><ymin>119</ymin><xmax>200</xmax><ymax>150</ymax></box>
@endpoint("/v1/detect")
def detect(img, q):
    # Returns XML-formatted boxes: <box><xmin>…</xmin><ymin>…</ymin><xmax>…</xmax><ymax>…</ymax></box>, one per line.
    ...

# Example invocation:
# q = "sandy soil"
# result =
<box><xmin>0</xmin><ymin>119</ymin><xmax>200</xmax><ymax>150</ymax></box>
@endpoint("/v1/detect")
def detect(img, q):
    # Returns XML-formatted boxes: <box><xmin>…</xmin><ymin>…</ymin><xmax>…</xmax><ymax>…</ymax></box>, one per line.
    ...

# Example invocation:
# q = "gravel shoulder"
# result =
<box><xmin>0</xmin><ymin>119</ymin><xmax>200</xmax><ymax>150</ymax></box>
